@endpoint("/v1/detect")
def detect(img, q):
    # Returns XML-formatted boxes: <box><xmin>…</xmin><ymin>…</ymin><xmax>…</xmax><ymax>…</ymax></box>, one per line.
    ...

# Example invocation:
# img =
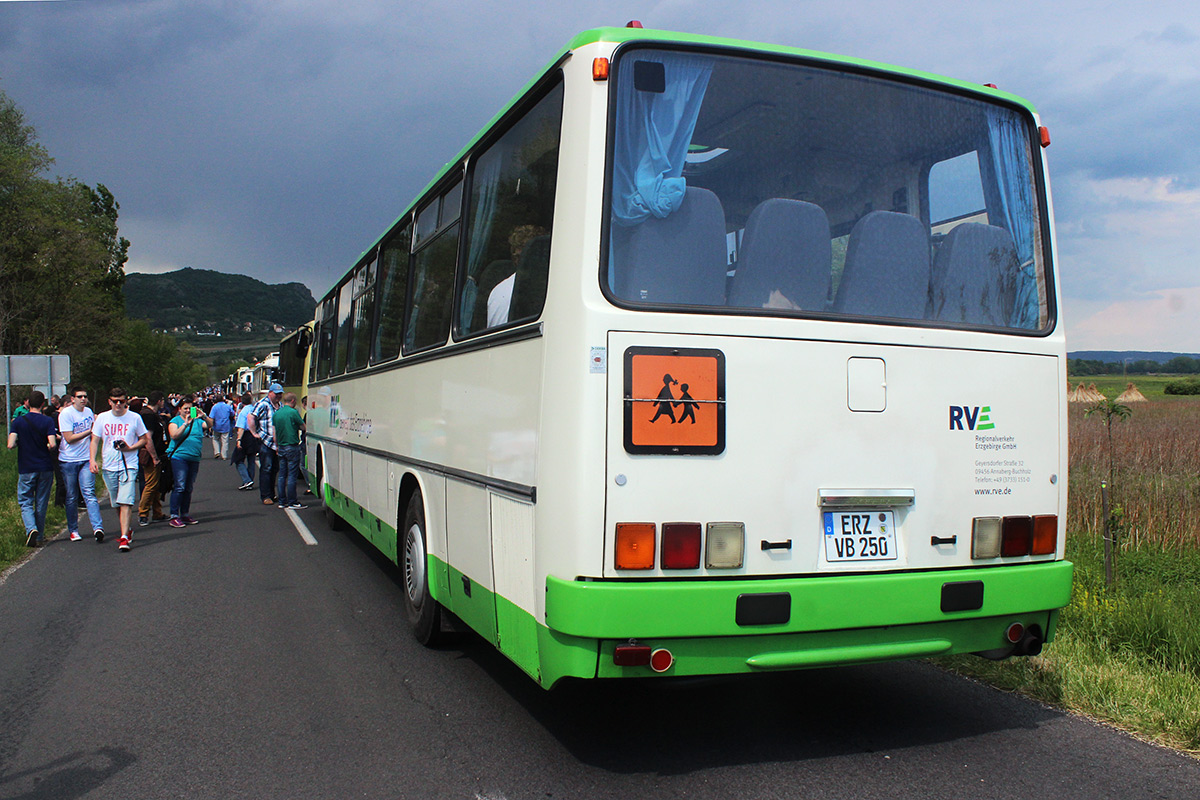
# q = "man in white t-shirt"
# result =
<box><xmin>58</xmin><ymin>386</ymin><xmax>106</xmax><ymax>542</ymax></box>
<box><xmin>90</xmin><ymin>387</ymin><xmax>151</xmax><ymax>552</ymax></box>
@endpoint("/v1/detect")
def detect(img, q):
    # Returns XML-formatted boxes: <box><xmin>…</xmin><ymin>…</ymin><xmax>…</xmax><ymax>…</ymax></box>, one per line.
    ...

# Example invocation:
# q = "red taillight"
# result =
<box><xmin>1006</xmin><ymin>622</ymin><xmax>1025</xmax><ymax>644</ymax></box>
<box><xmin>650</xmin><ymin>648</ymin><xmax>674</xmax><ymax>673</ymax></box>
<box><xmin>661</xmin><ymin>523</ymin><xmax>701</xmax><ymax>569</ymax></box>
<box><xmin>1031</xmin><ymin>515</ymin><xmax>1057</xmax><ymax>555</ymax></box>
<box><xmin>615</xmin><ymin>523</ymin><xmax>655</xmax><ymax>570</ymax></box>
<box><xmin>613</xmin><ymin>643</ymin><xmax>651</xmax><ymax>666</ymax></box>
<box><xmin>1001</xmin><ymin>516</ymin><xmax>1033</xmax><ymax>557</ymax></box>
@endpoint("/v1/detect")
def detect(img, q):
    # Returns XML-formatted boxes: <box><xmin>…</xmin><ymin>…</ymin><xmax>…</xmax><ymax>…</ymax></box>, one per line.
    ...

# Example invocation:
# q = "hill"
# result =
<box><xmin>124</xmin><ymin>268</ymin><xmax>316</xmax><ymax>335</ymax></box>
<box><xmin>1068</xmin><ymin>350</ymin><xmax>1200</xmax><ymax>363</ymax></box>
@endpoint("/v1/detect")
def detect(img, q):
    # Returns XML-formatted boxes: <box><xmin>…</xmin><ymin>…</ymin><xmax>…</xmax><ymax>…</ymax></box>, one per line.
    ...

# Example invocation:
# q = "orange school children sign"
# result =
<box><xmin>624</xmin><ymin>346</ymin><xmax>725</xmax><ymax>455</ymax></box>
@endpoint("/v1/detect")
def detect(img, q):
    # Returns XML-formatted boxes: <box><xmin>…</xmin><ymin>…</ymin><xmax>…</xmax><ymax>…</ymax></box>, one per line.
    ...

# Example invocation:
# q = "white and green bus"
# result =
<box><xmin>306</xmin><ymin>24</ymin><xmax>1072</xmax><ymax>688</ymax></box>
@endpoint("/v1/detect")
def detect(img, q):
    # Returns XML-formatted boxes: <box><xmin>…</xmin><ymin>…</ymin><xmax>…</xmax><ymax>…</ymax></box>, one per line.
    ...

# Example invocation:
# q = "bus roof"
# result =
<box><xmin>336</xmin><ymin>25</ymin><xmax>1038</xmax><ymax>295</ymax></box>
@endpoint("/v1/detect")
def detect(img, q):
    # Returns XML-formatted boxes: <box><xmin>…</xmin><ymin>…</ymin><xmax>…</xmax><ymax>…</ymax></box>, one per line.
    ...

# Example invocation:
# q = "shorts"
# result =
<box><xmin>102</xmin><ymin>468</ymin><xmax>138</xmax><ymax>507</ymax></box>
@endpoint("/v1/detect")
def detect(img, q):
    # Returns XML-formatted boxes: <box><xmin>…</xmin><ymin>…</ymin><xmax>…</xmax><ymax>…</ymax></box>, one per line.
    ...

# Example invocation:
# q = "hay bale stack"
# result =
<box><xmin>1068</xmin><ymin>382</ymin><xmax>1087</xmax><ymax>403</ymax></box>
<box><xmin>1086</xmin><ymin>384</ymin><xmax>1106</xmax><ymax>402</ymax></box>
<box><xmin>1117</xmin><ymin>382</ymin><xmax>1147</xmax><ymax>403</ymax></box>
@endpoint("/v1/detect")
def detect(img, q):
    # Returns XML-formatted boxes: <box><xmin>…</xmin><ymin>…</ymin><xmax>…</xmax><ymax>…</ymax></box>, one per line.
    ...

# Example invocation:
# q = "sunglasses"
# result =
<box><xmin>110</xmin><ymin>398</ymin><xmax>128</xmax><ymax>405</ymax></box>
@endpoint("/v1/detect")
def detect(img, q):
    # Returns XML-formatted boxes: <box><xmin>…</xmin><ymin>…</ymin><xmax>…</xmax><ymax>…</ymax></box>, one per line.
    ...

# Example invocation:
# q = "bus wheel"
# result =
<box><xmin>401</xmin><ymin>490</ymin><xmax>444</xmax><ymax>645</ymax></box>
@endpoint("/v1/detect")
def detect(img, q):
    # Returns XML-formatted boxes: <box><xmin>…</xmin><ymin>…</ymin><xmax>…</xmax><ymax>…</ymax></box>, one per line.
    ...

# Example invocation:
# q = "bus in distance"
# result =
<box><xmin>305</xmin><ymin>25</ymin><xmax>1072</xmax><ymax>688</ymax></box>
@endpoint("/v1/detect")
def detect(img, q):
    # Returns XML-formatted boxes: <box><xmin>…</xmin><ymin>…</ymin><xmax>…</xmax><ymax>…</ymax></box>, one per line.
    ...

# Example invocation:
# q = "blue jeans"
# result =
<box><xmin>232</xmin><ymin>445</ymin><xmax>256</xmax><ymax>485</ymax></box>
<box><xmin>61</xmin><ymin>460</ymin><xmax>104</xmax><ymax>534</ymax></box>
<box><xmin>258</xmin><ymin>448</ymin><xmax>277</xmax><ymax>501</ymax></box>
<box><xmin>18</xmin><ymin>471</ymin><xmax>54</xmax><ymax>539</ymax></box>
<box><xmin>276</xmin><ymin>444</ymin><xmax>302</xmax><ymax>506</ymax></box>
<box><xmin>170</xmin><ymin>458</ymin><xmax>201</xmax><ymax>519</ymax></box>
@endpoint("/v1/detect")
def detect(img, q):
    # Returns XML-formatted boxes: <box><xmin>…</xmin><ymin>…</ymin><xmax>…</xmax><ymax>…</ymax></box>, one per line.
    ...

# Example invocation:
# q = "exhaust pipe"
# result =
<box><xmin>1012</xmin><ymin>624</ymin><xmax>1044</xmax><ymax>657</ymax></box>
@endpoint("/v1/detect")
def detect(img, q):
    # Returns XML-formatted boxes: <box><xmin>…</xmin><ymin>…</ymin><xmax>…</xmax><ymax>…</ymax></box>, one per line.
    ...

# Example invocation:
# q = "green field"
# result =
<box><xmin>1068</xmin><ymin>373</ymin><xmax>1183</xmax><ymax>399</ymax></box>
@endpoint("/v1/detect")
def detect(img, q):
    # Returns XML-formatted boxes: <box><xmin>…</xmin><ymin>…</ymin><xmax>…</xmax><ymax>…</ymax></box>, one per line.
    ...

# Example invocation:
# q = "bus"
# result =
<box><xmin>306</xmin><ymin>25</ymin><xmax>1072</xmax><ymax>688</ymax></box>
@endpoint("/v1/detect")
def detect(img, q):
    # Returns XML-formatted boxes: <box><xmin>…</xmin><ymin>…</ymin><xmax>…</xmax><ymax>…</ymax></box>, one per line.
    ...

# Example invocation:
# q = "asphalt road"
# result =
<box><xmin>2</xmin><ymin>465</ymin><xmax>1198</xmax><ymax>800</ymax></box>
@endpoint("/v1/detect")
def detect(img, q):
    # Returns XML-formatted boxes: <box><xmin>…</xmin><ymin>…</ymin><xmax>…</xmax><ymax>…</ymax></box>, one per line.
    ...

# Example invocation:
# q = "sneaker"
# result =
<box><xmin>139</xmin><ymin>515</ymin><xmax>149</xmax><ymax>527</ymax></box>
<box><xmin>238</xmin><ymin>481</ymin><xmax>254</xmax><ymax>491</ymax></box>
<box><xmin>26</xmin><ymin>530</ymin><xmax>38</xmax><ymax>547</ymax></box>
<box><xmin>263</xmin><ymin>498</ymin><xmax>274</xmax><ymax>506</ymax></box>
<box><xmin>168</xmin><ymin>517</ymin><xmax>187</xmax><ymax>528</ymax></box>
<box><xmin>69</xmin><ymin>531</ymin><xmax>82</xmax><ymax>542</ymax></box>
<box><xmin>94</xmin><ymin>530</ymin><xmax>105</xmax><ymax>543</ymax></box>
<box><xmin>288</xmin><ymin>503</ymin><xmax>307</xmax><ymax>510</ymax></box>
<box><xmin>118</xmin><ymin>535</ymin><xmax>130</xmax><ymax>552</ymax></box>
<box><xmin>182</xmin><ymin>516</ymin><xmax>199</xmax><ymax>525</ymax></box>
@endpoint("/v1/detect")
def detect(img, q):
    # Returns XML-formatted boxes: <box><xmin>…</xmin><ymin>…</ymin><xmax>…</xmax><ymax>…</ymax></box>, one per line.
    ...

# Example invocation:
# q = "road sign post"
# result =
<box><xmin>2</xmin><ymin>354</ymin><xmax>71</xmax><ymax>422</ymax></box>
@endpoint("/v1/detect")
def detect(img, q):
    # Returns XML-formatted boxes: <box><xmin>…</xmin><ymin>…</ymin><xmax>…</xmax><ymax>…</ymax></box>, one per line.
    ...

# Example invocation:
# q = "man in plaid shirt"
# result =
<box><xmin>247</xmin><ymin>383</ymin><xmax>282</xmax><ymax>505</ymax></box>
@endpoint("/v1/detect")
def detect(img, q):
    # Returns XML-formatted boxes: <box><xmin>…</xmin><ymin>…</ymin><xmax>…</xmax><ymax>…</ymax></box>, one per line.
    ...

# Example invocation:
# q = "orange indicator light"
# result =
<box><xmin>593</xmin><ymin>57</ymin><xmax>610</xmax><ymax>81</ymax></box>
<box><xmin>615</xmin><ymin>523</ymin><xmax>655</xmax><ymax>570</ymax></box>
<box><xmin>1039</xmin><ymin>126</ymin><xmax>1051</xmax><ymax>148</ymax></box>
<box><xmin>1031</xmin><ymin>515</ymin><xmax>1057</xmax><ymax>555</ymax></box>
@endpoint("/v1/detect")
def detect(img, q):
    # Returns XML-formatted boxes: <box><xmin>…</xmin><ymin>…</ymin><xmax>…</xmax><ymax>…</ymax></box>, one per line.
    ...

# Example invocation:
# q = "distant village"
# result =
<box><xmin>162</xmin><ymin>322</ymin><xmax>289</xmax><ymax>336</ymax></box>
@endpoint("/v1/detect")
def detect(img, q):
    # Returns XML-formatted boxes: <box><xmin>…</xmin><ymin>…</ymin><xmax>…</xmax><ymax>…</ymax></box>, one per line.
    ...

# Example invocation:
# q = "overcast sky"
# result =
<box><xmin>2</xmin><ymin>0</ymin><xmax>1198</xmax><ymax>351</ymax></box>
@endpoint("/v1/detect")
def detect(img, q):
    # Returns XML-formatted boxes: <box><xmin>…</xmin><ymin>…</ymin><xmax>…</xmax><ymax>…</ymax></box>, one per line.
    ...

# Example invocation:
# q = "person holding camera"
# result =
<box><xmin>166</xmin><ymin>395</ymin><xmax>211</xmax><ymax>530</ymax></box>
<box><xmin>90</xmin><ymin>387</ymin><xmax>152</xmax><ymax>552</ymax></box>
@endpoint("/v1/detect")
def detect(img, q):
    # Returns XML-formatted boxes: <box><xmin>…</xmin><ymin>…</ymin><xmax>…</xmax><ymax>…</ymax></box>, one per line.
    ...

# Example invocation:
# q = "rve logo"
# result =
<box><xmin>949</xmin><ymin>405</ymin><xmax>995</xmax><ymax>431</ymax></box>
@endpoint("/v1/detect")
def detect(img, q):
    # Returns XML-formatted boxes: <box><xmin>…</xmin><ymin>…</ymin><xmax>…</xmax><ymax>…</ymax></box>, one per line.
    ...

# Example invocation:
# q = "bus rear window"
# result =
<box><xmin>605</xmin><ymin>49</ymin><xmax>1050</xmax><ymax>332</ymax></box>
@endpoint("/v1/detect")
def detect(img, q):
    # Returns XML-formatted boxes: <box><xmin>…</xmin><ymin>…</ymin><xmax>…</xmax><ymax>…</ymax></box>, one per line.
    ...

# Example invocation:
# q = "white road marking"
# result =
<box><xmin>285</xmin><ymin>508</ymin><xmax>319</xmax><ymax>545</ymax></box>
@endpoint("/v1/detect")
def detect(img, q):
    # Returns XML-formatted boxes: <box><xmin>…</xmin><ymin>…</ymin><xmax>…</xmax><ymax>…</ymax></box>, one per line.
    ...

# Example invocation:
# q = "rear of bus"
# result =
<box><xmin>540</xmin><ymin>32</ymin><xmax>1071</xmax><ymax>683</ymax></box>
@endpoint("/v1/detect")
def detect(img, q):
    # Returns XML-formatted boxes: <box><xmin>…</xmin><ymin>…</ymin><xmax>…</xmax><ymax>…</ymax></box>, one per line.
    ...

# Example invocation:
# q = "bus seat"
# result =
<box><xmin>929</xmin><ymin>223</ymin><xmax>1018</xmax><ymax>326</ymax></box>
<box><xmin>510</xmin><ymin>235</ymin><xmax>552</xmax><ymax>321</ymax></box>
<box><xmin>833</xmin><ymin>210</ymin><xmax>930</xmax><ymax>319</ymax></box>
<box><xmin>613</xmin><ymin>186</ymin><xmax>727</xmax><ymax>306</ymax></box>
<box><xmin>729</xmin><ymin>198</ymin><xmax>831</xmax><ymax>310</ymax></box>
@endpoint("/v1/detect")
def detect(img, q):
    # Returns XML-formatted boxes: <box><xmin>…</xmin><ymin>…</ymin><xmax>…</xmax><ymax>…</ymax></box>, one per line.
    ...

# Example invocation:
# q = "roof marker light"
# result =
<box><xmin>984</xmin><ymin>83</ymin><xmax>998</xmax><ymax>89</ymax></box>
<box><xmin>1039</xmin><ymin>126</ymin><xmax>1051</xmax><ymax>148</ymax></box>
<box><xmin>626</xmin><ymin>20</ymin><xmax>644</xmax><ymax>28</ymax></box>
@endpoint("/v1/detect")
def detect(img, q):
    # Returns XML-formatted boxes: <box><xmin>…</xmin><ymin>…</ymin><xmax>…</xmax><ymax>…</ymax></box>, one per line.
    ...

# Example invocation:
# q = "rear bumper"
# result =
<box><xmin>545</xmin><ymin>561</ymin><xmax>1073</xmax><ymax>639</ymax></box>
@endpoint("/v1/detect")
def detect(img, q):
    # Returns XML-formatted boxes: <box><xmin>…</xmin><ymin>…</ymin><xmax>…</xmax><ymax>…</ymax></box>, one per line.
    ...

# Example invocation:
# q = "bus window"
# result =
<box><xmin>405</xmin><ymin>181</ymin><xmax>462</xmax><ymax>353</ymax></box>
<box><xmin>929</xmin><ymin>151</ymin><xmax>987</xmax><ymax>230</ymax></box>
<box><xmin>372</xmin><ymin>222</ymin><xmax>412</xmax><ymax>364</ymax></box>
<box><xmin>458</xmin><ymin>80</ymin><xmax>564</xmax><ymax>337</ymax></box>
<box><xmin>604</xmin><ymin>49</ymin><xmax>1048</xmax><ymax>331</ymax></box>
<box><xmin>314</xmin><ymin>297</ymin><xmax>335</xmax><ymax>380</ymax></box>
<box><xmin>332</xmin><ymin>280</ymin><xmax>352</xmax><ymax>374</ymax></box>
<box><xmin>347</xmin><ymin>256</ymin><xmax>376</xmax><ymax>371</ymax></box>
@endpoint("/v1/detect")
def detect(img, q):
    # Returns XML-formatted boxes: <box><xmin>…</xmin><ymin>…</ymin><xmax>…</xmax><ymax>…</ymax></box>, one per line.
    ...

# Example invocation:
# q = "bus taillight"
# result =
<box><xmin>1001</xmin><ymin>516</ymin><xmax>1033</xmax><ymax>556</ymax></box>
<box><xmin>1031</xmin><ymin>515</ymin><xmax>1057</xmax><ymax>555</ymax></box>
<box><xmin>705</xmin><ymin>522</ymin><xmax>745</xmax><ymax>569</ymax></box>
<box><xmin>661</xmin><ymin>523</ymin><xmax>701</xmax><ymax>569</ymax></box>
<box><xmin>971</xmin><ymin>514</ymin><xmax>1057</xmax><ymax>559</ymax></box>
<box><xmin>615</xmin><ymin>523</ymin><xmax>656</xmax><ymax>570</ymax></box>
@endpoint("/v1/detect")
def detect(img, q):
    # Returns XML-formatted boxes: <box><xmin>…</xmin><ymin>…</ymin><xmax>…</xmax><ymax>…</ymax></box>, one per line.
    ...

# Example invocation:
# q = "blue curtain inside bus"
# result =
<box><xmin>986</xmin><ymin>108</ymin><xmax>1040</xmax><ymax>329</ymax></box>
<box><xmin>611</xmin><ymin>53</ymin><xmax>713</xmax><ymax>227</ymax></box>
<box><xmin>461</xmin><ymin>156</ymin><xmax>503</xmax><ymax>330</ymax></box>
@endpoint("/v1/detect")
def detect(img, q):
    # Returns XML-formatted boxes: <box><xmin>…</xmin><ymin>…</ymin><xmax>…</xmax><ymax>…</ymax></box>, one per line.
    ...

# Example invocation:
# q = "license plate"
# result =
<box><xmin>822</xmin><ymin>510</ymin><xmax>897</xmax><ymax>562</ymax></box>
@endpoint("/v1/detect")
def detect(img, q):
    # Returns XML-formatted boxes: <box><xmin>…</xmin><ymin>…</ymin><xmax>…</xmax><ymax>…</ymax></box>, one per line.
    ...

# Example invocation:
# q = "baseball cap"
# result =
<box><xmin>268</xmin><ymin>382</ymin><xmax>284</xmax><ymax>394</ymax></box>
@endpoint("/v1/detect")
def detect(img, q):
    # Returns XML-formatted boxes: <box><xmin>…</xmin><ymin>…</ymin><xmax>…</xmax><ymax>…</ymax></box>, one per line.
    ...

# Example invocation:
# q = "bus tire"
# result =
<box><xmin>401</xmin><ymin>489</ymin><xmax>444</xmax><ymax>646</ymax></box>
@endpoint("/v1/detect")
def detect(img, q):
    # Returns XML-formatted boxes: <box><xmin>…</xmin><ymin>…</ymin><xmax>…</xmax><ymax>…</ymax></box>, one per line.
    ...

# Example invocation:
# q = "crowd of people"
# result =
<box><xmin>8</xmin><ymin>381</ymin><xmax>307</xmax><ymax>552</ymax></box>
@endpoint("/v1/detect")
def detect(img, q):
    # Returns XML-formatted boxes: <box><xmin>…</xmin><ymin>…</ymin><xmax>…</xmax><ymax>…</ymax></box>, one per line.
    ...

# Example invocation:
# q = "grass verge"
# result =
<box><xmin>1</xmin><ymin>429</ymin><xmax>67</xmax><ymax>572</ymax></box>
<box><xmin>939</xmin><ymin>532</ymin><xmax>1200</xmax><ymax>754</ymax></box>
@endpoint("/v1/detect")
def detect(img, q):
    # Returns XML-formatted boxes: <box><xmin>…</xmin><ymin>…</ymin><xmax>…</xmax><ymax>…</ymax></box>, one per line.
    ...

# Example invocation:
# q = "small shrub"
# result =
<box><xmin>1164</xmin><ymin>378</ymin><xmax>1200</xmax><ymax>395</ymax></box>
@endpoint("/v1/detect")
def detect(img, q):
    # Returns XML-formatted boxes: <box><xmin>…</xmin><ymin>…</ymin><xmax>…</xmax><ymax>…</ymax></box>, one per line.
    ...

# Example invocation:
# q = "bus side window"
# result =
<box><xmin>372</xmin><ymin>221</ymin><xmax>412</xmax><ymax>364</ymax></box>
<box><xmin>405</xmin><ymin>181</ymin><xmax>463</xmax><ymax>353</ymax></box>
<box><xmin>458</xmin><ymin>79</ymin><xmax>564</xmax><ymax>337</ymax></box>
